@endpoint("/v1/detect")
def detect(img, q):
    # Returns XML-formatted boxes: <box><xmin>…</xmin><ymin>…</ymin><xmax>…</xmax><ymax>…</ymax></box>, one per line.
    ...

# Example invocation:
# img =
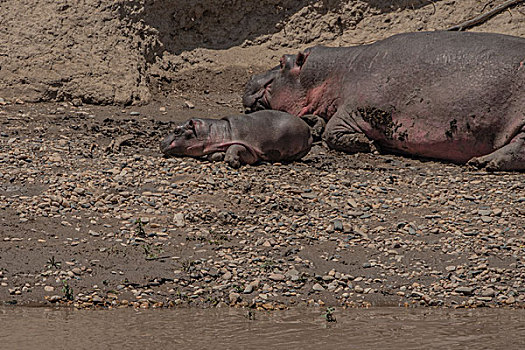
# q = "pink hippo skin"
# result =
<box><xmin>243</xmin><ymin>31</ymin><xmax>525</xmax><ymax>171</ymax></box>
<box><xmin>160</xmin><ymin>110</ymin><xmax>312</xmax><ymax>168</ymax></box>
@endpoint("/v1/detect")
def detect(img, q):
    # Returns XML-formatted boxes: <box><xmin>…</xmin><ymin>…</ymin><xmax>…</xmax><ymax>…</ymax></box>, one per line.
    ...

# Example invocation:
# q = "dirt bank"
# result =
<box><xmin>1</xmin><ymin>1</ymin><xmax>524</xmax><ymax>105</ymax></box>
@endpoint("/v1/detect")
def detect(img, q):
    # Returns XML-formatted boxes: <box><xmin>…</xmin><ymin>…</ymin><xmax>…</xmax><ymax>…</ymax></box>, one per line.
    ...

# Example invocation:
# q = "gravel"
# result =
<box><xmin>0</xmin><ymin>102</ymin><xmax>524</xmax><ymax>310</ymax></box>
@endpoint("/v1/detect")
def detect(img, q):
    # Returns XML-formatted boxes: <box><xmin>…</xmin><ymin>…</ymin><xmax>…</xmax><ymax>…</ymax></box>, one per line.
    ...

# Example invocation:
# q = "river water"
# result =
<box><xmin>1</xmin><ymin>306</ymin><xmax>524</xmax><ymax>349</ymax></box>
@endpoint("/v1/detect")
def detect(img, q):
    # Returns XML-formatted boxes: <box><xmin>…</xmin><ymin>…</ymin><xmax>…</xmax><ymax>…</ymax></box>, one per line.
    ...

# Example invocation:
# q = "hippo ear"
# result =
<box><xmin>295</xmin><ymin>52</ymin><xmax>308</xmax><ymax>68</ymax></box>
<box><xmin>186</xmin><ymin>119</ymin><xmax>195</xmax><ymax>128</ymax></box>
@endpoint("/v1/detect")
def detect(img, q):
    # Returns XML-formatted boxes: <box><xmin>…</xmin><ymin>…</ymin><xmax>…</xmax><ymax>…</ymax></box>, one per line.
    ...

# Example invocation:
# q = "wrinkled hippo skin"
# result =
<box><xmin>243</xmin><ymin>31</ymin><xmax>525</xmax><ymax>171</ymax></box>
<box><xmin>160</xmin><ymin>110</ymin><xmax>312</xmax><ymax>168</ymax></box>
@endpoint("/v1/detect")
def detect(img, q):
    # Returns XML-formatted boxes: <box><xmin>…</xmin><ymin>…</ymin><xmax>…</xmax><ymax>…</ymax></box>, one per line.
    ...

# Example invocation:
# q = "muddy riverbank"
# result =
<box><xmin>1</xmin><ymin>100</ymin><xmax>524</xmax><ymax>310</ymax></box>
<box><xmin>1</xmin><ymin>0</ymin><xmax>525</xmax><ymax>310</ymax></box>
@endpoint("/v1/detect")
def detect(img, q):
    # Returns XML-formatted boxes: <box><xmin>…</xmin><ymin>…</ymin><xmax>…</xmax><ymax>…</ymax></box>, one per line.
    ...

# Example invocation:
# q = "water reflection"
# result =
<box><xmin>1</xmin><ymin>307</ymin><xmax>524</xmax><ymax>349</ymax></box>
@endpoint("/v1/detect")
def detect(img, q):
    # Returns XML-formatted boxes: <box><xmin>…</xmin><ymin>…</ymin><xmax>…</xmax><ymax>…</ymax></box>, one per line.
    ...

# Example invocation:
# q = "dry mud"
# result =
<box><xmin>0</xmin><ymin>1</ymin><xmax>525</xmax><ymax>309</ymax></box>
<box><xmin>2</xmin><ymin>0</ymin><xmax>524</xmax><ymax>105</ymax></box>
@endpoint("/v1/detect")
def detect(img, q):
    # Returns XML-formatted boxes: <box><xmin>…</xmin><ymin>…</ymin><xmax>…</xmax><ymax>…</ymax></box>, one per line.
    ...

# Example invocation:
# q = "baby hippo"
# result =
<box><xmin>160</xmin><ymin>110</ymin><xmax>312</xmax><ymax>168</ymax></box>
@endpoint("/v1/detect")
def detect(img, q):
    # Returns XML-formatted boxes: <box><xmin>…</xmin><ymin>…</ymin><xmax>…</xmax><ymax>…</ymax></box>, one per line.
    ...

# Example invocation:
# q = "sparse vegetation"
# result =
<box><xmin>323</xmin><ymin>307</ymin><xmax>337</xmax><ymax>323</ymax></box>
<box><xmin>46</xmin><ymin>256</ymin><xmax>61</xmax><ymax>269</ymax></box>
<box><xmin>61</xmin><ymin>280</ymin><xmax>74</xmax><ymax>301</ymax></box>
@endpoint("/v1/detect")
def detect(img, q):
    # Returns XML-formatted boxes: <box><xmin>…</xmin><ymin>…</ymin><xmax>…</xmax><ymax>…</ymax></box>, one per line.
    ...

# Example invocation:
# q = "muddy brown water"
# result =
<box><xmin>1</xmin><ymin>307</ymin><xmax>524</xmax><ymax>349</ymax></box>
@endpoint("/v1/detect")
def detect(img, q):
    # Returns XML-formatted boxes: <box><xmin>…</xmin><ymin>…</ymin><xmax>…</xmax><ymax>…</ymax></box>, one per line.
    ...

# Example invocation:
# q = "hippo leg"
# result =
<box><xmin>322</xmin><ymin>112</ymin><xmax>375</xmax><ymax>153</ymax></box>
<box><xmin>224</xmin><ymin>145</ymin><xmax>258</xmax><ymax>168</ymax></box>
<box><xmin>300</xmin><ymin>114</ymin><xmax>326</xmax><ymax>142</ymax></box>
<box><xmin>467</xmin><ymin>130</ymin><xmax>525</xmax><ymax>171</ymax></box>
<box><xmin>206</xmin><ymin>152</ymin><xmax>225</xmax><ymax>162</ymax></box>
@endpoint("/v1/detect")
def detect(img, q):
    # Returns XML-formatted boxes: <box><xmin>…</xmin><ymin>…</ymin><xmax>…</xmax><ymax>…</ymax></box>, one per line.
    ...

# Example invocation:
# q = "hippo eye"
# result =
<box><xmin>279</xmin><ymin>57</ymin><xmax>285</xmax><ymax>69</ymax></box>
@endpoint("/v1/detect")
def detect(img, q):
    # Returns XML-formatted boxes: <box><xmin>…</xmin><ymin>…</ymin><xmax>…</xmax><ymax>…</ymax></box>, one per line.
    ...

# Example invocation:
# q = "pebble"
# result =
<box><xmin>48</xmin><ymin>295</ymin><xmax>62</xmax><ymax>303</ymax></box>
<box><xmin>312</xmin><ymin>283</ymin><xmax>325</xmax><ymax>291</ymax></box>
<box><xmin>482</xmin><ymin>288</ymin><xmax>496</xmax><ymax>297</ymax></box>
<box><xmin>92</xmin><ymin>295</ymin><xmax>104</xmax><ymax>304</ymax></box>
<box><xmin>269</xmin><ymin>273</ymin><xmax>285</xmax><ymax>281</ymax></box>
<box><xmin>173</xmin><ymin>213</ymin><xmax>185</xmax><ymax>227</ymax></box>
<box><xmin>2</xmin><ymin>106</ymin><xmax>524</xmax><ymax>311</ymax></box>
<box><xmin>333</xmin><ymin>220</ymin><xmax>343</xmax><ymax>231</ymax></box>
<box><xmin>455</xmin><ymin>286</ymin><xmax>475</xmax><ymax>295</ymax></box>
<box><xmin>480</xmin><ymin>216</ymin><xmax>492</xmax><ymax>223</ymax></box>
<box><xmin>229</xmin><ymin>292</ymin><xmax>240</xmax><ymax>303</ymax></box>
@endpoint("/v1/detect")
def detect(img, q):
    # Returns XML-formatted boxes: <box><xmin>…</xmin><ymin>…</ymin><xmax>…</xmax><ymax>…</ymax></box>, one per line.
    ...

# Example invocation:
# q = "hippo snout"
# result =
<box><xmin>242</xmin><ymin>67</ymin><xmax>279</xmax><ymax>112</ymax></box>
<box><xmin>160</xmin><ymin>133</ymin><xmax>175</xmax><ymax>155</ymax></box>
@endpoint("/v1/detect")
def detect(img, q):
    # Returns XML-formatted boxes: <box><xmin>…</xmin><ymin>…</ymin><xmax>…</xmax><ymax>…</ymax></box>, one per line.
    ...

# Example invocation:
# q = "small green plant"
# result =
<box><xmin>323</xmin><ymin>307</ymin><xmax>337</xmax><ymax>323</ymax></box>
<box><xmin>246</xmin><ymin>310</ymin><xmax>256</xmax><ymax>320</ymax></box>
<box><xmin>205</xmin><ymin>295</ymin><xmax>219</xmax><ymax>306</ymax></box>
<box><xmin>46</xmin><ymin>256</ymin><xmax>61</xmax><ymax>269</ymax></box>
<box><xmin>142</xmin><ymin>244</ymin><xmax>163</xmax><ymax>260</ymax></box>
<box><xmin>61</xmin><ymin>280</ymin><xmax>74</xmax><ymax>301</ymax></box>
<box><xmin>181</xmin><ymin>259</ymin><xmax>196</xmax><ymax>273</ymax></box>
<box><xmin>135</xmin><ymin>218</ymin><xmax>146</xmax><ymax>237</ymax></box>
<box><xmin>260</xmin><ymin>259</ymin><xmax>276</xmax><ymax>271</ymax></box>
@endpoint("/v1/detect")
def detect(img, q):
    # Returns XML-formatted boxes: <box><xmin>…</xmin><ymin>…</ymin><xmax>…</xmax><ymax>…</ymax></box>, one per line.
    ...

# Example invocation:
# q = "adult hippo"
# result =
<box><xmin>160</xmin><ymin>110</ymin><xmax>312</xmax><ymax>168</ymax></box>
<box><xmin>243</xmin><ymin>31</ymin><xmax>525</xmax><ymax>171</ymax></box>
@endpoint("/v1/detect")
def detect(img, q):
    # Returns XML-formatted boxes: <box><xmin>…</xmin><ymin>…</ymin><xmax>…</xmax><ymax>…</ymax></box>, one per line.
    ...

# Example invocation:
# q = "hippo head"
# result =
<box><xmin>243</xmin><ymin>51</ymin><xmax>311</xmax><ymax>115</ymax></box>
<box><xmin>160</xmin><ymin>119</ymin><xmax>209</xmax><ymax>157</ymax></box>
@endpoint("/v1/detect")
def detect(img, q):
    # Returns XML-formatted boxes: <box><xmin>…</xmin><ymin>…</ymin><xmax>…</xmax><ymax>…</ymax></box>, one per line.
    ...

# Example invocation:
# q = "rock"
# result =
<box><xmin>477</xmin><ymin>296</ymin><xmax>493</xmax><ymax>302</ymax></box>
<box><xmin>184</xmin><ymin>101</ymin><xmax>195</xmax><ymax>109</ymax></box>
<box><xmin>300</xmin><ymin>192</ymin><xmax>317</xmax><ymax>199</ymax></box>
<box><xmin>229</xmin><ymin>292</ymin><xmax>240</xmax><ymax>303</ymax></box>
<box><xmin>48</xmin><ymin>295</ymin><xmax>62</xmax><ymax>303</ymax></box>
<box><xmin>410</xmin><ymin>291</ymin><xmax>424</xmax><ymax>299</ymax></box>
<box><xmin>285</xmin><ymin>268</ymin><xmax>300</xmax><ymax>281</ymax></box>
<box><xmin>477</xmin><ymin>209</ymin><xmax>492</xmax><ymax>216</ymax></box>
<box><xmin>173</xmin><ymin>213</ymin><xmax>185</xmax><ymax>227</ymax></box>
<box><xmin>492</xmin><ymin>208</ymin><xmax>503</xmax><ymax>216</ymax></box>
<box><xmin>312</xmin><ymin>283</ymin><xmax>325</xmax><ymax>291</ymax></box>
<box><xmin>73</xmin><ymin>187</ymin><xmax>86</xmax><ymax>195</ymax></box>
<box><xmin>455</xmin><ymin>286</ymin><xmax>475</xmax><ymax>295</ymax></box>
<box><xmin>269</xmin><ymin>273</ymin><xmax>285</xmax><ymax>281</ymax></box>
<box><xmin>48</xmin><ymin>155</ymin><xmax>62</xmax><ymax>162</ymax></box>
<box><xmin>328</xmin><ymin>282</ymin><xmax>339</xmax><ymax>291</ymax></box>
<box><xmin>243</xmin><ymin>284</ymin><xmax>253</xmax><ymax>294</ymax></box>
<box><xmin>44</xmin><ymin>286</ymin><xmax>54</xmax><ymax>292</ymax></box>
<box><xmin>222</xmin><ymin>271</ymin><xmax>232</xmax><ymax>280</ymax></box>
<box><xmin>480</xmin><ymin>216</ymin><xmax>492</xmax><ymax>223</ymax></box>
<box><xmin>354</xmin><ymin>285</ymin><xmax>364</xmax><ymax>293</ymax></box>
<box><xmin>92</xmin><ymin>295</ymin><xmax>104</xmax><ymax>304</ymax></box>
<box><xmin>506</xmin><ymin>296</ymin><xmax>516</xmax><ymax>304</ymax></box>
<box><xmin>481</xmin><ymin>288</ymin><xmax>495</xmax><ymax>297</ymax></box>
<box><xmin>333</xmin><ymin>219</ymin><xmax>343</xmax><ymax>231</ymax></box>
